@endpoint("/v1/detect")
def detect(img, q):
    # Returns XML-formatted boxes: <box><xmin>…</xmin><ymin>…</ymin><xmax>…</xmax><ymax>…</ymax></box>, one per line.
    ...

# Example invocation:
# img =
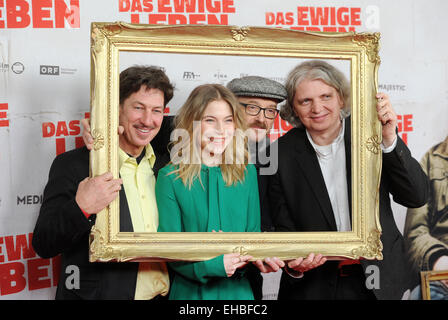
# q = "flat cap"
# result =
<box><xmin>227</xmin><ymin>76</ymin><xmax>287</xmax><ymax>103</ymax></box>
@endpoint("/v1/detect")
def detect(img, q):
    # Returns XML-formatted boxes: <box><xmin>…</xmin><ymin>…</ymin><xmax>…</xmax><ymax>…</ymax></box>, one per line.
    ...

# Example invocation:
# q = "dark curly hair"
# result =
<box><xmin>119</xmin><ymin>65</ymin><xmax>174</xmax><ymax>106</ymax></box>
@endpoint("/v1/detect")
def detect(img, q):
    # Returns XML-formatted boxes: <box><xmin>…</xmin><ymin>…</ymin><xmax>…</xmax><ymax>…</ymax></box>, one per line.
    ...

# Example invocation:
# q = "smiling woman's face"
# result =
<box><xmin>199</xmin><ymin>99</ymin><xmax>235</xmax><ymax>156</ymax></box>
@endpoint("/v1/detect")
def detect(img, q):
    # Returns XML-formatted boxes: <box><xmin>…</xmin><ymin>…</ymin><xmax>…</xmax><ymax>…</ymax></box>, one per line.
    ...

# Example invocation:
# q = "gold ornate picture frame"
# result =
<box><xmin>89</xmin><ymin>22</ymin><xmax>383</xmax><ymax>263</ymax></box>
<box><xmin>420</xmin><ymin>270</ymin><xmax>448</xmax><ymax>300</ymax></box>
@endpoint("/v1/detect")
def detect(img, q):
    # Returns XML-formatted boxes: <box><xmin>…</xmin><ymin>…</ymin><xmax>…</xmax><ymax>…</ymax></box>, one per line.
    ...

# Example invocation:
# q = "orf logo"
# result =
<box><xmin>40</xmin><ymin>65</ymin><xmax>59</xmax><ymax>75</ymax></box>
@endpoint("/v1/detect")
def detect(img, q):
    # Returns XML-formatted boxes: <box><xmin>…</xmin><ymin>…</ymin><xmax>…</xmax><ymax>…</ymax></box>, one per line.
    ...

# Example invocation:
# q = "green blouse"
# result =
<box><xmin>156</xmin><ymin>164</ymin><xmax>261</xmax><ymax>300</ymax></box>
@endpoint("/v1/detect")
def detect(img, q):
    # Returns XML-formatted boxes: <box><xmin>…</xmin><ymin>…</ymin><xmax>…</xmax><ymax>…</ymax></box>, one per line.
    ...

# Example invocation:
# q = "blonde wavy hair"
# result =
<box><xmin>168</xmin><ymin>84</ymin><xmax>249</xmax><ymax>188</ymax></box>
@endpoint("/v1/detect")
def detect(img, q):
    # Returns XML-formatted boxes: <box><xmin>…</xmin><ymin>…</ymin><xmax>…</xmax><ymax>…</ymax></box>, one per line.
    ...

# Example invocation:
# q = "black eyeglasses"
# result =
<box><xmin>240</xmin><ymin>103</ymin><xmax>279</xmax><ymax>120</ymax></box>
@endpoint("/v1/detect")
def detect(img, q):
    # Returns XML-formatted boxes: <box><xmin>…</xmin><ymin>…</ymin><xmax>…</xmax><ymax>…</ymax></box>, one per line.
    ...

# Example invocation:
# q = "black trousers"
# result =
<box><xmin>334</xmin><ymin>264</ymin><xmax>376</xmax><ymax>300</ymax></box>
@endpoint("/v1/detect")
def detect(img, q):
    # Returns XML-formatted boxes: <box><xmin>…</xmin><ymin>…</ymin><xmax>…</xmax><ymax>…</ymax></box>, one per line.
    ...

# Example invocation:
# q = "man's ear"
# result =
<box><xmin>118</xmin><ymin>104</ymin><xmax>124</xmax><ymax>127</ymax></box>
<box><xmin>337</xmin><ymin>93</ymin><xmax>345</xmax><ymax>110</ymax></box>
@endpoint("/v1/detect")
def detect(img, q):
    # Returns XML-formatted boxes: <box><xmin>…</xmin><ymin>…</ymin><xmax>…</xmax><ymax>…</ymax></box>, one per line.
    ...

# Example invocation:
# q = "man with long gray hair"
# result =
<box><xmin>270</xmin><ymin>60</ymin><xmax>429</xmax><ymax>299</ymax></box>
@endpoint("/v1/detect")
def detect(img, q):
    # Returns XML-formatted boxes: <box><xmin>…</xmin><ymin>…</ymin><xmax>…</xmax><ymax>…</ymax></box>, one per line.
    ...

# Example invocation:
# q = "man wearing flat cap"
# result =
<box><xmin>227</xmin><ymin>76</ymin><xmax>288</xmax><ymax>300</ymax></box>
<box><xmin>227</xmin><ymin>76</ymin><xmax>326</xmax><ymax>300</ymax></box>
<box><xmin>227</xmin><ymin>76</ymin><xmax>288</xmax><ymax>232</ymax></box>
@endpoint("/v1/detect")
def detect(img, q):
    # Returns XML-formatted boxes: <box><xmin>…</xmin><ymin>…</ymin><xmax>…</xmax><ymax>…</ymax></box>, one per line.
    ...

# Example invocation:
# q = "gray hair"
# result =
<box><xmin>281</xmin><ymin>60</ymin><xmax>351</xmax><ymax>128</ymax></box>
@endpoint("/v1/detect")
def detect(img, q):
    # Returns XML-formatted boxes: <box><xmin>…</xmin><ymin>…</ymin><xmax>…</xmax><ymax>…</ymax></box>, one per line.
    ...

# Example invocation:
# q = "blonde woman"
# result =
<box><xmin>156</xmin><ymin>84</ymin><xmax>260</xmax><ymax>300</ymax></box>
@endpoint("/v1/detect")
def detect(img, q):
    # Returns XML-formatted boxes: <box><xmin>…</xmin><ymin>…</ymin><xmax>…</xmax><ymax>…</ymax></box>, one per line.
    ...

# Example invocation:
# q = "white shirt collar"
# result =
<box><xmin>304</xmin><ymin>116</ymin><xmax>350</xmax><ymax>232</ymax></box>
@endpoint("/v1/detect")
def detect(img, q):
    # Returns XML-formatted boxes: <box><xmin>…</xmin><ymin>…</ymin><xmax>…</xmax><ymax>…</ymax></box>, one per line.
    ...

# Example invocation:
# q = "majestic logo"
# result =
<box><xmin>378</xmin><ymin>84</ymin><xmax>406</xmax><ymax>92</ymax></box>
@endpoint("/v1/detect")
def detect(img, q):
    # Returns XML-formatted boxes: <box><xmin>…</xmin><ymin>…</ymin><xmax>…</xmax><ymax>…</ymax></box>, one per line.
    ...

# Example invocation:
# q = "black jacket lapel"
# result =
<box><xmin>153</xmin><ymin>150</ymin><xmax>169</xmax><ymax>179</ymax></box>
<box><xmin>119</xmin><ymin>186</ymin><xmax>134</xmax><ymax>232</ymax></box>
<box><xmin>119</xmin><ymin>146</ymin><xmax>170</xmax><ymax>232</ymax></box>
<box><xmin>344</xmin><ymin>117</ymin><xmax>353</xmax><ymax>223</ymax></box>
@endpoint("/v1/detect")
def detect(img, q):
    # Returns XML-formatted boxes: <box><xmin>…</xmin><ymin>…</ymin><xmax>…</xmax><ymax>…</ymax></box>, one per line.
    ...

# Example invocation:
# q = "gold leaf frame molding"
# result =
<box><xmin>420</xmin><ymin>270</ymin><xmax>448</xmax><ymax>300</ymax></box>
<box><xmin>89</xmin><ymin>22</ymin><xmax>383</xmax><ymax>263</ymax></box>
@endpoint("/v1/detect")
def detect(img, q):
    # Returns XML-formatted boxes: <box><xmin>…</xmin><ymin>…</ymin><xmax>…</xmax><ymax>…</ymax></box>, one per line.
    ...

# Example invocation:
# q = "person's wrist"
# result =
<box><xmin>382</xmin><ymin>134</ymin><xmax>397</xmax><ymax>149</ymax></box>
<box><xmin>75</xmin><ymin>195</ymin><xmax>91</xmax><ymax>218</ymax></box>
<box><xmin>381</xmin><ymin>135</ymin><xmax>397</xmax><ymax>153</ymax></box>
<box><xmin>80</xmin><ymin>208</ymin><xmax>91</xmax><ymax>219</ymax></box>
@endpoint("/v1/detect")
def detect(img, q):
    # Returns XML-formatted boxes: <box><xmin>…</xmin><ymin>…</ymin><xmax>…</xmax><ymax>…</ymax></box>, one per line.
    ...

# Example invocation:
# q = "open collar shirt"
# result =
<box><xmin>305</xmin><ymin>117</ymin><xmax>397</xmax><ymax>232</ymax></box>
<box><xmin>118</xmin><ymin>144</ymin><xmax>169</xmax><ymax>300</ymax></box>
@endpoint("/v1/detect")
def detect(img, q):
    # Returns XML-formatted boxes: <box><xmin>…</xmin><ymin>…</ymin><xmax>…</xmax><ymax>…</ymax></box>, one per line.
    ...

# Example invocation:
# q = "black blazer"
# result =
<box><xmin>270</xmin><ymin>119</ymin><xmax>429</xmax><ymax>300</ymax></box>
<box><xmin>32</xmin><ymin>125</ymin><xmax>171</xmax><ymax>299</ymax></box>
<box><xmin>254</xmin><ymin>142</ymin><xmax>275</xmax><ymax>233</ymax></box>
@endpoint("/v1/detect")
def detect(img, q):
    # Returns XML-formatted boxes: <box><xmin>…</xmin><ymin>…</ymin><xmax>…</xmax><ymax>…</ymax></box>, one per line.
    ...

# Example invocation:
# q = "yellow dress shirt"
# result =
<box><xmin>119</xmin><ymin>144</ymin><xmax>169</xmax><ymax>300</ymax></box>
